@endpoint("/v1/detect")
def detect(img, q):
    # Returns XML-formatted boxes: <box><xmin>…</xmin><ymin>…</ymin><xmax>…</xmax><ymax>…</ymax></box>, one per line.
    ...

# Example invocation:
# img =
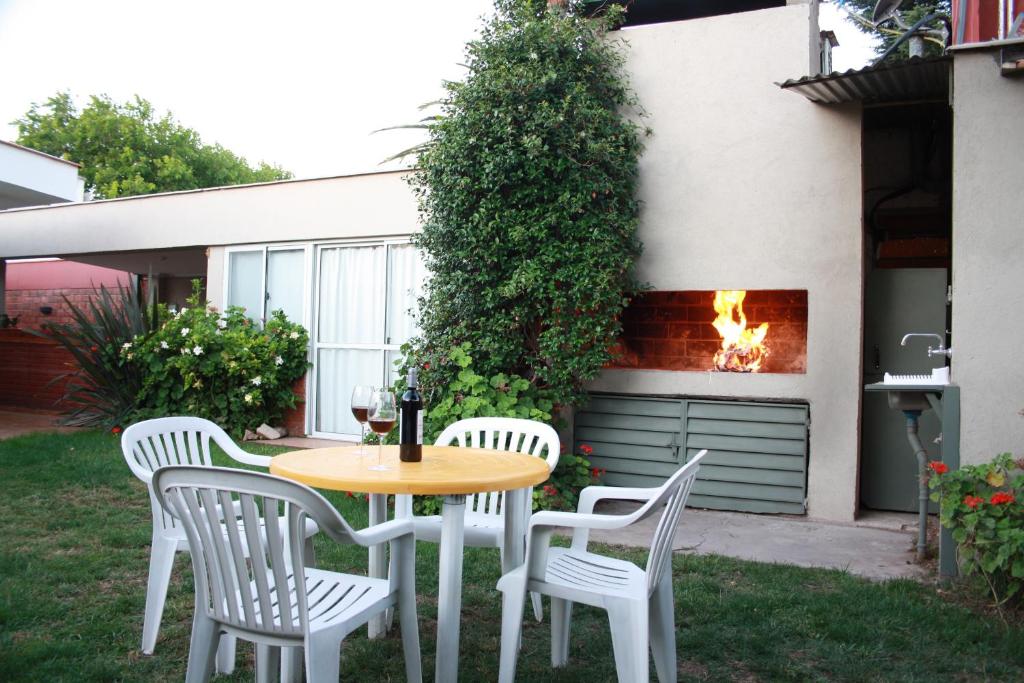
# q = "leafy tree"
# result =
<box><xmin>407</xmin><ymin>0</ymin><xmax>647</xmax><ymax>408</ymax></box>
<box><xmin>837</xmin><ymin>1</ymin><xmax>951</xmax><ymax>60</ymax></box>
<box><xmin>14</xmin><ymin>92</ymin><xmax>291</xmax><ymax>198</ymax></box>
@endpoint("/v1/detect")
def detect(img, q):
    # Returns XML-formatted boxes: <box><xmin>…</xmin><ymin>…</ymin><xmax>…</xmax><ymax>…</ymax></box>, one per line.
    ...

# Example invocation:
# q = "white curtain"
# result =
<box><xmin>317</xmin><ymin>246</ymin><xmax>385</xmax><ymax>344</ymax></box>
<box><xmin>386</xmin><ymin>244</ymin><xmax>427</xmax><ymax>346</ymax></box>
<box><xmin>227</xmin><ymin>251</ymin><xmax>263</xmax><ymax>320</ymax></box>
<box><xmin>266</xmin><ymin>249</ymin><xmax>305</xmax><ymax>324</ymax></box>
<box><xmin>316</xmin><ymin>349</ymin><xmax>382</xmax><ymax>435</ymax></box>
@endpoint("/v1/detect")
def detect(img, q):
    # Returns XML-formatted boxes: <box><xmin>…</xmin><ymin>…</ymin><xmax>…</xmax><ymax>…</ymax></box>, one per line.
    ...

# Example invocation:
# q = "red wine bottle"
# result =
<box><xmin>399</xmin><ymin>368</ymin><xmax>423</xmax><ymax>462</ymax></box>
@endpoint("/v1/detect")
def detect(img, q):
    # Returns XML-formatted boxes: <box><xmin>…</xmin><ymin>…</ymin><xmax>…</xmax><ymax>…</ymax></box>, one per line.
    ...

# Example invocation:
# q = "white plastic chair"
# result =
<box><xmin>152</xmin><ymin>465</ymin><xmax>421</xmax><ymax>683</ymax></box>
<box><xmin>496</xmin><ymin>450</ymin><xmax>707</xmax><ymax>683</ymax></box>
<box><xmin>120</xmin><ymin>416</ymin><xmax>317</xmax><ymax>671</ymax></box>
<box><xmin>395</xmin><ymin>417</ymin><xmax>560</xmax><ymax>620</ymax></box>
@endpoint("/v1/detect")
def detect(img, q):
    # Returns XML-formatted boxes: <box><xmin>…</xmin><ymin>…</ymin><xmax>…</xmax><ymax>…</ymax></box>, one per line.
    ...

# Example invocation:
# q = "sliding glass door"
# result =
<box><xmin>312</xmin><ymin>242</ymin><xmax>424</xmax><ymax>438</ymax></box>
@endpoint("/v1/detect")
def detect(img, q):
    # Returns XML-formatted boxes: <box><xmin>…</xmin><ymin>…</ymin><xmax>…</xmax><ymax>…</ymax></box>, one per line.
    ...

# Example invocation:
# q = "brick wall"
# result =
<box><xmin>5</xmin><ymin>288</ymin><xmax>111</xmax><ymax>330</ymax></box>
<box><xmin>0</xmin><ymin>330</ymin><xmax>75</xmax><ymax>409</ymax></box>
<box><xmin>612</xmin><ymin>290</ymin><xmax>808</xmax><ymax>373</ymax></box>
<box><xmin>282</xmin><ymin>375</ymin><xmax>308</xmax><ymax>436</ymax></box>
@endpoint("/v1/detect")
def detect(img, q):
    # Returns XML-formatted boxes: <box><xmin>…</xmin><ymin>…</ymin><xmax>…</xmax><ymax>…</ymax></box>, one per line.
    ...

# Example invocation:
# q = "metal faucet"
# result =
<box><xmin>900</xmin><ymin>333</ymin><xmax>952</xmax><ymax>358</ymax></box>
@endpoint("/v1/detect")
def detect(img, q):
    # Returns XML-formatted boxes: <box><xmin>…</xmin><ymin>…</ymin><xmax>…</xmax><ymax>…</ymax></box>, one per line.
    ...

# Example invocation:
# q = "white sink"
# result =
<box><xmin>883</xmin><ymin>366</ymin><xmax>950</xmax><ymax>386</ymax></box>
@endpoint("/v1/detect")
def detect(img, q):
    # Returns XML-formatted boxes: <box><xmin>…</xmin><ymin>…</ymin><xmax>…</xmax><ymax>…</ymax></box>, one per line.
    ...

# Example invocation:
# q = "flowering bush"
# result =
<box><xmin>533</xmin><ymin>443</ymin><xmax>605</xmax><ymax>512</ymax></box>
<box><xmin>126</xmin><ymin>285</ymin><xmax>309</xmax><ymax>437</ymax></box>
<box><xmin>929</xmin><ymin>453</ymin><xmax>1024</xmax><ymax>613</ymax></box>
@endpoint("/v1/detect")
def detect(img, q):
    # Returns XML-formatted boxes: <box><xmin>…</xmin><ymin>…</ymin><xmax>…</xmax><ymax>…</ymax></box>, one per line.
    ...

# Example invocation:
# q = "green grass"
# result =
<box><xmin>1</xmin><ymin>430</ymin><xmax>1022</xmax><ymax>682</ymax></box>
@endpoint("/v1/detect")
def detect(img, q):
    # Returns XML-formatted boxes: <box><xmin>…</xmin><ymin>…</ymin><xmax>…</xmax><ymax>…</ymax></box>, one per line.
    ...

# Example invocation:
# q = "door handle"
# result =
<box><xmin>873</xmin><ymin>344</ymin><xmax>881</xmax><ymax>371</ymax></box>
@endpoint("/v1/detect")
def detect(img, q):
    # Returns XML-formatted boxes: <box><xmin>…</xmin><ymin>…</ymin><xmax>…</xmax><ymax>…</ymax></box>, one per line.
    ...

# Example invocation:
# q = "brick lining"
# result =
<box><xmin>612</xmin><ymin>290</ymin><xmax>808</xmax><ymax>373</ymax></box>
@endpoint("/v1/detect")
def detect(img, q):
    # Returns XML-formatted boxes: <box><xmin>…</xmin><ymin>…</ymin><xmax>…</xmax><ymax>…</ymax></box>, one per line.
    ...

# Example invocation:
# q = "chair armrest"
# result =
<box><xmin>222</xmin><ymin>441</ymin><xmax>273</xmax><ymax>469</ymax></box>
<box><xmin>529</xmin><ymin>509</ymin><xmax>641</xmax><ymax>533</ymax></box>
<box><xmin>575</xmin><ymin>485</ymin><xmax>658</xmax><ymax>515</ymax></box>
<box><xmin>351</xmin><ymin>518</ymin><xmax>416</xmax><ymax>547</ymax></box>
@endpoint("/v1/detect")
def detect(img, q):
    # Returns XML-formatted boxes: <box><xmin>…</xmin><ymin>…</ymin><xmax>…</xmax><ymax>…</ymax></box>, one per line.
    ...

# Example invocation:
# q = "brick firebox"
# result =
<box><xmin>612</xmin><ymin>290</ymin><xmax>808</xmax><ymax>373</ymax></box>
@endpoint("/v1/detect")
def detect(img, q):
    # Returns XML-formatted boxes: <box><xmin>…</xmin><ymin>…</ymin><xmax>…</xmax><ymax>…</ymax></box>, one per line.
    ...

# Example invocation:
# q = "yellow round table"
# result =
<box><xmin>271</xmin><ymin>444</ymin><xmax>550</xmax><ymax>683</ymax></box>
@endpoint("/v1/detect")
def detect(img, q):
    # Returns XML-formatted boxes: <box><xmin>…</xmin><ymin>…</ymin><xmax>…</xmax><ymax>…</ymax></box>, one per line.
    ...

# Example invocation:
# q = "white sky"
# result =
<box><xmin>0</xmin><ymin>1</ymin><xmax>876</xmax><ymax>180</ymax></box>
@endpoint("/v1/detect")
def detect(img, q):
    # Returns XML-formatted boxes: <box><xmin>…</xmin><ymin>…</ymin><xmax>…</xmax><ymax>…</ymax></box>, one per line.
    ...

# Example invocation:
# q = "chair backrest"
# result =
<box><xmin>638</xmin><ymin>450</ymin><xmax>705</xmax><ymax>594</ymax></box>
<box><xmin>152</xmin><ymin>466</ymin><xmax>359</xmax><ymax>637</ymax></box>
<box><xmin>121</xmin><ymin>416</ymin><xmax>268</xmax><ymax>537</ymax></box>
<box><xmin>435</xmin><ymin>417</ymin><xmax>560</xmax><ymax>517</ymax></box>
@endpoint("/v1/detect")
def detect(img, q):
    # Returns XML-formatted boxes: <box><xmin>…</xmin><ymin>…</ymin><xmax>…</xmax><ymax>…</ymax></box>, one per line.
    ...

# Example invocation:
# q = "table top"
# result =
<box><xmin>270</xmin><ymin>445</ymin><xmax>551</xmax><ymax>495</ymax></box>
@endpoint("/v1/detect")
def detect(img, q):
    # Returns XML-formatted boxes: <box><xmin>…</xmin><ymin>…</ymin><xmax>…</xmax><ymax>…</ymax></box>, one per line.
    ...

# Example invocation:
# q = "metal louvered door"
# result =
<box><xmin>574</xmin><ymin>395</ymin><xmax>808</xmax><ymax>514</ymax></box>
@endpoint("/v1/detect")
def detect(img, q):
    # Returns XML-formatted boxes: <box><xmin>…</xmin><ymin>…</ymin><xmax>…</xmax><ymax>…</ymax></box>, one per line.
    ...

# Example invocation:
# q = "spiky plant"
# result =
<box><xmin>33</xmin><ymin>285</ymin><xmax>159</xmax><ymax>427</ymax></box>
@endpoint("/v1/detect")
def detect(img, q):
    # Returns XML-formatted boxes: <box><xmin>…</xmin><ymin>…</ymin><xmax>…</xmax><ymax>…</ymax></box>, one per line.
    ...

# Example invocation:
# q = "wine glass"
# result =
<box><xmin>350</xmin><ymin>385</ymin><xmax>374</xmax><ymax>455</ymax></box>
<box><xmin>366</xmin><ymin>390</ymin><xmax>397</xmax><ymax>472</ymax></box>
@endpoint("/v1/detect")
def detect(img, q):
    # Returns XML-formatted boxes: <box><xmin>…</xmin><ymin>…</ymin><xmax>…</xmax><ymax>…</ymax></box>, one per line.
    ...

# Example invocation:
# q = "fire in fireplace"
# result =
<box><xmin>612</xmin><ymin>289</ymin><xmax>808</xmax><ymax>373</ymax></box>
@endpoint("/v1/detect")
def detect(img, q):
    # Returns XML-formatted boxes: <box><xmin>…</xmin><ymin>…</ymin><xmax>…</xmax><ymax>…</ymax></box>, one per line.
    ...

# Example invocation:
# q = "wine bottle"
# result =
<box><xmin>399</xmin><ymin>367</ymin><xmax>423</xmax><ymax>462</ymax></box>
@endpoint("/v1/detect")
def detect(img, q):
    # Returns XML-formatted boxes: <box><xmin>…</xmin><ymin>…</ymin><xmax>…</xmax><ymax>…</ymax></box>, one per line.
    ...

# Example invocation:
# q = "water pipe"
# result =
<box><xmin>904</xmin><ymin>410</ymin><xmax>929</xmax><ymax>561</ymax></box>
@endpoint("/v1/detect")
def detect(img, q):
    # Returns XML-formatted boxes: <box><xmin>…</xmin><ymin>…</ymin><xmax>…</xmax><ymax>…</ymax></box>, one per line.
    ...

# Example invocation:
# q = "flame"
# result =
<box><xmin>711</xmin><ymin>290</ymin><xmax>769</xmax><ymax>372</ymax></box>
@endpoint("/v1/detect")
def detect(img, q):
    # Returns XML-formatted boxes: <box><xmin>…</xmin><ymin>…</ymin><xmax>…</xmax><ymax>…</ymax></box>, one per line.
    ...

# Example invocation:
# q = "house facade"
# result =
<box><xmin>1</xmin><ymin>0</ymin><xmax>1021</xmax><ymax>523</ymax></box>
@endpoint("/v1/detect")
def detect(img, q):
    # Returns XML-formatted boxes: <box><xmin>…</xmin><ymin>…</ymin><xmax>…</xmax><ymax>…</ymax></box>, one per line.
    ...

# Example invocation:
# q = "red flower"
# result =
<box><xmin>989</xmin><ymin>492</ymin><xmax>1015</xmax><ymax>505</ymax></box>
<box><xmin>90</xmin><ymin>345</ymin><xmax>98</xmax><ymax>353</ymax></box>
<box><xmin>543</xmin><ymin>484</ymin><xmax>558</xmax><ymax>496</ymax></box>
<box><xmin>111</xmin><ymin>426</ymin><xmax>122</xmax><ymax>435</ymax></box>
<box><xmin>346</xmin><ymin>491</ymin><xmax>354</xmax><ymax>498</ymax></box>
<box><xmin>579</xmin><ymin>444</ymin><xmax>593</xmax><ymax>456</ymax></box>
<box><xmin>423</xmin><ymin>362</ymin><xmax>431</xmax><ymax>370</ymax></box>
<box><xmin>963</xmin><ymin>495</ymin><xmax>984</xmax><ymax>509</ymax></box>
<box><xmin>928</xmin><ymin>461</ymin><xmax>949</xmax><ymax>475</ymax></box>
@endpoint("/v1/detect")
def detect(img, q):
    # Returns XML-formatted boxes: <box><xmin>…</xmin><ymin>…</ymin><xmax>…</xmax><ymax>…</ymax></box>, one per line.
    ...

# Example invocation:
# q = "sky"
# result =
<box><xmin>0</xmin><ymin>1</ymin><xmax>877</xmax><ymax>180</ymax></box>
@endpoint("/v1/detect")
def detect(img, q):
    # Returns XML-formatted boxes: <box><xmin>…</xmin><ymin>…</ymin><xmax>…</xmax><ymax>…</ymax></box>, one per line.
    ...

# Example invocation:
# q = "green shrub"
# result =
<box><xmin>929</xmin><ymin>453</ymin><xmax>1024</xmax><ymax>615</ymax></box>
<box><xmin>128</xmin><ymin>285</ymin><xmax>309</xmax><ymax>437</ymax></box>
<box><xmin>534</xmin><ymin>444</ymin><xmax>604</xmax><ymax>511</ymax></box>
<box><xmin>35</xmin><ymin>285</ymin><xmax>159</xmax><ymax>427</ymax></box>
<box><xmin>408</xmin><ymin>0</ymin><xmax>647</xmax><ymax>407</ymax></box>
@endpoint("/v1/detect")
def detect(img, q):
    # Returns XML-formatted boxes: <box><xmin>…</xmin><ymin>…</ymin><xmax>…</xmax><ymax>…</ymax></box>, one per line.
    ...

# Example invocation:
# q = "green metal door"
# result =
<box><xmin>575</xmin><ymin>395</ymin><xmax>808</xmax><ymax>514</ymax></box>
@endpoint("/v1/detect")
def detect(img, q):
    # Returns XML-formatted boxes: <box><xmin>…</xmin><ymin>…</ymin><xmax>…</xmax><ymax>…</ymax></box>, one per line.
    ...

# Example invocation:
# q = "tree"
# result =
<box><xmin>407</xmin><ymin>0</ymin><xmax>647</xmax><ymax>408</ymax></box>
<box><xmin>837</xmin><ymin>1</ymin><xmax>951</xmax><ymax>60</ymax></box>
<box><xmin>14</xmin><ymin>93</ymin><xmax>291</xmax><ymax>198</ymax></box>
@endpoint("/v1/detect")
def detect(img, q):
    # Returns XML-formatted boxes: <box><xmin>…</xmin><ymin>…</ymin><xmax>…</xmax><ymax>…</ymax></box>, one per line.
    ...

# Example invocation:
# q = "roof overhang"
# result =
<box><xmin>779</xmin><ymin>56</ymin><xmax>952</xmax><ymax>105</ymax></box>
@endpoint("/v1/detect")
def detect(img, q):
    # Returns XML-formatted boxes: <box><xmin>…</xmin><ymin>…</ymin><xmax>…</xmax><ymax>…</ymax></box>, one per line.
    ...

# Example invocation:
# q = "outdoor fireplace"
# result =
<box><xmin>613</xmin><ymin>289</ymin><xmax>808</xmax><ymax>373</ymax></box>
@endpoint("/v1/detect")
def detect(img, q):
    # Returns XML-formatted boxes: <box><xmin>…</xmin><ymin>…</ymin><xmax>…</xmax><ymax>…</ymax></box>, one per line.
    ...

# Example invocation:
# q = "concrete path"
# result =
<box><xmin>588</xmin><ymin>502</ymin><xmax>931</xmax><ymax>582</ymax></box>
<box><xmin>0</xmin><ymin>408</ymin><xmax>79</xmax><ymax>440</ymax></box>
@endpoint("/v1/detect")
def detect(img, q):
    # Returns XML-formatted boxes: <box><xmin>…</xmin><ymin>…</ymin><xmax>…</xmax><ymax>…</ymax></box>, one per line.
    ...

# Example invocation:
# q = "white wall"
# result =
<box><xmin>592</xmin><ymin>4</ymin><xmax>863</xmax><ymax>521</ymax></box>
<box><xmin>0</xmin><ymin>141</ymin><xmax>84</xmax><ymax>209</ymax></box>
<box><xmin>0</xmin><ymin>171</ymin><xmax>418</xmax><ymax>259</ymax></box>
<box><xmin>950</xmin><ymin>48</ymin><xmax>1024</xmax><ymax>465</ymax></box>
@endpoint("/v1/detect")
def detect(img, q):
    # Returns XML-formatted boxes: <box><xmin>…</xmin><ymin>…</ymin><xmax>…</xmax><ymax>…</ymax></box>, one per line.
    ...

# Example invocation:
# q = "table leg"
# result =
<box><xmin>368</xmin><ymin>493</ymin><xmax>388</xmax><ymax>639</ymax></box>
<box><xmin>502</xmin><ymin>488</ymin><xmax>527</xmax><ymax>575</ymax></box>
<box><xmin>436</xmin><ymin>494</ymin><xmax>466</xmax><ymax>683</ymax></box>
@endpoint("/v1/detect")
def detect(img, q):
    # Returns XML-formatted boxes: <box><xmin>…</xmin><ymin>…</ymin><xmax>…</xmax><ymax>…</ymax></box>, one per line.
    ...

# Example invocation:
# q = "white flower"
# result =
<box><xmin>126</xmin><ymin>352</ymin><xmax>133</xmax><ymax>360</ymax></box>
<box><xmin>275</xmin><ymin>355</ymin><xmax>284</xmax><ymax>366</ymax></box>
<box><xmin>181</xmin><ymin>347</ymin><xmax>192</xmax><ymax>355</ymax></box>
<box><xmin>122</xmin><ymin>342</ymin><xmax>132</xmax><ymax>350</ymax></box>
<box><xmin>179</xmin><ymin>307</ymin><xmax>188</xmax><ymax>315</ymax></box>
<box><xmin>244</xmin><ymin>393</ymin><xmax>253</xmax><ymax>404</ymax></box>
<box><xmin>215</xmin><ymin>329</ymin><xmax>222</xmax><ymax>335</ymax></box>
<box><xmin>289</xmin><ymin>331</ymin><xmax>299</xmax><ymax>339</ymax></box>
<box><xmin>217</xmin><ymin>319</ymin><xmax>227</xmax><ymax>329</ymax></box>
<box><xmin>181</xmin><ymin>328</ymin><xmax>190</xmax><ymax>336</ymax></box>
<box><xmin>251</xmin><ymin>376</ymin><xmax>262</xmax><ymax>386</ymax></box>
<box><xmin>160</xmin><ymin>340</ymin><xmax>169</xmax><ymax>350</ymax></box>
<box><xmin>193</xmin><ymin>345</ymin><xmax>203</xmax><ymax>355</ymax></box>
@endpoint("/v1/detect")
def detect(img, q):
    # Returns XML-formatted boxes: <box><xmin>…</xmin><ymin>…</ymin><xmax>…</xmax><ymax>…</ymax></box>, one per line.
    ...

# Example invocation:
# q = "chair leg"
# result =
<box><xmin>550</xmin><ymin>598</ymin><xmax>573</xmax><ymax>668</ymax></box>
<box><xmin>255</xmin><ymin>643</ymin><xmax>281</xmax><ymax>683</ymax></box>
<box><xmin>530</xmin><ymin>591</ymin><xmax>544</xmax><ymax>622</ymax></box>
<box><xmin>607</xmin><ymin>599</ymin><xmax>649</xmax><ymax>683</ymax></box>
<box><xmin>214</xmin><ymin>634</ymin><xmax>236</xmax><ymax>674</ymax></box>
<box><xmin>397</xmin><ymin>537</ymin><xmax>422</xmax><ymax>683</ymax></box>
<box><xmin>184</xmin><ymin>613</ymin><xmax>219</xmax><ymax>683</ymax></box>
<box><xmin>141</xmin><ymin>536</ymin><xmax>177</xmax><ymax>654</ymax></box>
<box><xmin>650</xmin><ymin>570</ymin><xmax>677</xmax><ymax>683</ymax></box>
<box><xmin>281</xmin><ymin>646</ymin><xmax>303</xmax><ymax>683</ymax></box>
<box><xmin>498</xmin><ymin>583</ymin><xmax>527</xmax><ymax>683</ymax></box>
<box><xmin>304</xmin><ymin>631</ymin><xmax>341</xmax><ymax>683</ymax></box>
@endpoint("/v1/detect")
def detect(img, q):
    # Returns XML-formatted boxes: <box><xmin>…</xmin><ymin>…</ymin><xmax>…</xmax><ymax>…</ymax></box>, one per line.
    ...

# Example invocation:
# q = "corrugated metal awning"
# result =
<box><xmin>779</xmin><ymin>56</ymin><xmax>952</xmax><ymax>105</ymax></box>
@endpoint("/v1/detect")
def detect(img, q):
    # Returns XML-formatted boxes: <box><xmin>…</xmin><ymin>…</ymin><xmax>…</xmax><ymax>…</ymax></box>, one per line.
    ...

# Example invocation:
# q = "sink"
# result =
<box><xmin>867</xmin><ymin>367</ymin><xmax>949</xmax><ymax>411</ymax></box>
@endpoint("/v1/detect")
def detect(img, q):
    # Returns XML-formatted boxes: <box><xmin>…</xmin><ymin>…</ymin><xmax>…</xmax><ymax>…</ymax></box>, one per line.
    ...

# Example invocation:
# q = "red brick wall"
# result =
<box><xmin>612</xmin><ymin>290</ymin><xmax>808</xmax><ymax>373</ymax></box>
<box><xmin>282</xmin><ymin>375</ymin><xmax>308</xmax><ymax>436</ymax></box>
<box><xmin>5</xmin><ymin>288</ymin><xmax>114</xmax><ymax>330</ymax></box>
<box><xmin>0</xmin><ymin>330</ymin><xmax>75</xmax><ymax>409</ymax></box>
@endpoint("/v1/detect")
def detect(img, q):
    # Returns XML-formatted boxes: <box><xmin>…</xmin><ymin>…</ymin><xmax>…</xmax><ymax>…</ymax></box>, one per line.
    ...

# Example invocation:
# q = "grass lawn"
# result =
<box><xmin>1</xmin><ymin>429</ymin><xmax>1022</xmax><ymax>682</ymax></box>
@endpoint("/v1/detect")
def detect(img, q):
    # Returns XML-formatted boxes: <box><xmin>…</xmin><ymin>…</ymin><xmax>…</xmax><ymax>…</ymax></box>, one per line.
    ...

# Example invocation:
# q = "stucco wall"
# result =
<box><xmin>590</xmin><ymin>5</ymin><xmax>863</xmax><ymax>521</ymax></box>
<box><xmin>950</xmin><ymin>49</ymin><xmax>1024</xmax><ymax>465</ymax></box>
<box><xmin>0</xmin><ymin>171</ymin><xmax>419</xmax><ymax>259</ymax></box>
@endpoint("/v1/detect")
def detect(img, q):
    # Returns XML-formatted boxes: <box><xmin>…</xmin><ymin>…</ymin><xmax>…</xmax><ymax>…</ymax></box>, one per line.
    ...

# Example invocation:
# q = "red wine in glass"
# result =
<box><xmin>369</xmin><ymin>418</ymin><xmax>396</xmax><ymax>434</ymax></box>
<box><xmin>351</xmin><ymin>406</ymin><xmax>369</xmax><ymax>423</ymax></box>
